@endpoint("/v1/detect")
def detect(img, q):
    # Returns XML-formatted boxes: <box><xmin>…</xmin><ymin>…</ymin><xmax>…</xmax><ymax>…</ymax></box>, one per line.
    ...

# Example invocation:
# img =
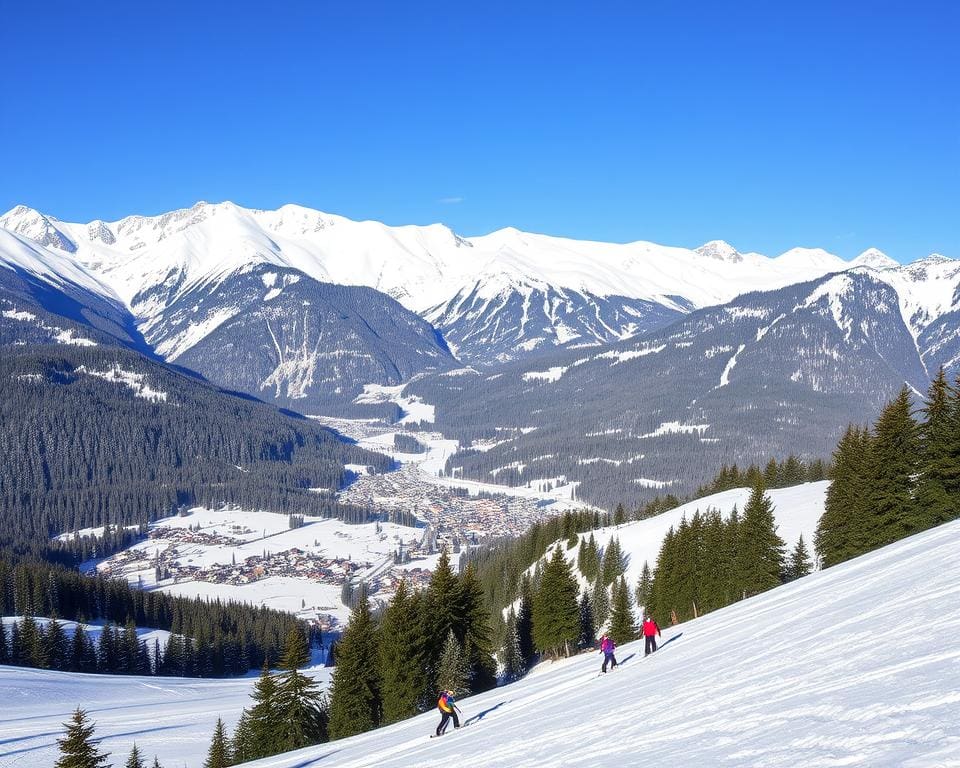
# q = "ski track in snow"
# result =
<box><xmin>4</xmin><ymin>516</ymin><xmax>960</xmax><ymax>767</ymax></box>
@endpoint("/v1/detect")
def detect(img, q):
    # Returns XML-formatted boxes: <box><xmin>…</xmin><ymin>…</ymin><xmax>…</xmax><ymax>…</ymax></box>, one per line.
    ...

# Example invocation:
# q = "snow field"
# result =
<box><xmin>241</xmin><ymin>518</ymin><xmax>960</xmax><ymax>767</ymax></box>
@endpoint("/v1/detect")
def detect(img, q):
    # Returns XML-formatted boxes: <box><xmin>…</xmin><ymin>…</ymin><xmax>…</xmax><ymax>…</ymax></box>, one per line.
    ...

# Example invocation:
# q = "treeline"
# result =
<box><xmin>52</xmin><ymin>628</ymin><xmax>327</xmax><ymax>768</ymax></box>
<box><xmin>202</xmin><ymin>550</ymin><xmax>500</xmax><ymax>761</ymax></box>
<box><xmin>641</xmin><ymin>484</ymin><xmax>812</xmax><ymax>625</ymax></box>
<box><xmin>393</xmin><ymin>433</ymin><xmax>427</xmax><ymax>453</ymax></box>
<box><xmin>0</xmin><ymin>555</ymin><xmax>303</xmax><ymax>676</ymax></box>
<box><xmin>0</xmin><ymin>346</ymin><xmax>392</xmax><ymax>563</ymax></box>
<box><xmin>695</xmin><ymin>455</ymin><xmax>828</xmax><ymax>497</ymax></box>
<box><xmin>462</xmin><ymin>509</ymin><xmax>614</xmax><ymax>633</ymax></box>
<box><xmin>815</xmin><ymin>371</ymin><xmax>960</xmax><ymax>568</ymax></box>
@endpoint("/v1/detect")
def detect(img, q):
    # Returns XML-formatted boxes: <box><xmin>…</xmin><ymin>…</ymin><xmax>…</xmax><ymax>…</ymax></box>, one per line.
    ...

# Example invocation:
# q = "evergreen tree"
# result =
<box><xmin>54</xmin><ymin>708</ymin><xmax>110</xmax><ymax>768</ymax></box>
<box><xmin>203</xmin><ymin>717</ymin><xmax>230</xmax><ymax>768</ymax></box>
<box><xmin>500</xmin><ymin>609</ymin><xmax>524</xmax><ymax>682</ymax></box>
<box><xmin>435</xmin><ymin>630</ymin><xmax>470</xmax><ymax>694</ymax></box>
<box><xmin>591</xmin><ymin>575</ymin><xmax>609</xmax><ymax>629</ymax></box>
<box><xmin>916</xmin><ymin>368</ymin><xmax>960</xmax><ymax>527</ymax></box>
<box><xmin>607</xmin><ymin>576</ymin><xmax>636</xmax><ymax>645</ymax></box>
<box><xmin>862</xmin><ymin>387</ymin><xmax>921</xmax><ymax>549</ymax></box>
<box><xmin>816</xmin><ymin>426</ymin><xmax>871</xmax><ymax>567</ymax></box>
<box><xmin>782</xmin><ymin>455</ymin><xmax>806</xmax><ymax>486</ymax></box>
<box><xmin>579</xmin><ymin>534</ymin><xmax>600</xmax><ymax>583</ymax></box>
<box><xmin>577</xmin><ymin>591</ymin><xmax>595</xmax><ymax>650</ymax></box>
<box><xmin>275</xmin><ymin>627</ymin><xmax>328</xmax><ymax>751</ymax></box>
<box><xmin>600</xmin><ymin>537</ymin><xmax>626</xmax><ymax>586</ymax></box>
<box><xmin>454</xmin><ymin>564</ymin><xmax>497</xmax><ymax>693</ymax></box>
<box><xmin>125</xmin><ymin>743</ymin><xmax>145</xmax><ymax>768</ymax></box>
<box><xmin>634</xmin><ymin>561</ymin><xmax>653</xmax><ymax>616</ymax></box>
<box><xmin>531</xmin><ymin>547</ymin><xmax>580</xmax><ymax>658</ymax></box>
<box><xmin>739</xmin><ymin>483</ymin><xmax>786</xmax><ymax>596</ymax></box>
<box><xmin>45</xmin><ymin>618</ymin><xmax>69</xmax><ymax>670</ymax></box>
<box><xmin>229</xmin><ymin>710</ymin><xmax>253</xmax><ymax>765</ymax></box>
<box><xmin>378</xmin><ymin>580</ymin><xmax>427</xmax><ymax>724</ymax></box>
<box><xmin>0</xmin><ymin>619</ymin><xmax>8</xmax><ymax>664</ymax></box>
<box><xmin>515</xmin><ymin>578</ymin><xmax>536</xmax><ymax>671</ymax></box>
<box><xmin>327</xmin><ymin>586</ymin><xmax>381</xmax><ymax>740</ymax></box>
<box><xmin>246</xmin><ymin>662</ymin><xmax>279</xmax><ymax>759</ymax></box>
<box><xmin>151</xmin><ymin>758</ymin><xmax>162</xmax><ymax>768</ymax></box>
<box><xmin>786</xmin><ymin>534</ymin><xmax>813</xmax><ymax>581</ymax></box>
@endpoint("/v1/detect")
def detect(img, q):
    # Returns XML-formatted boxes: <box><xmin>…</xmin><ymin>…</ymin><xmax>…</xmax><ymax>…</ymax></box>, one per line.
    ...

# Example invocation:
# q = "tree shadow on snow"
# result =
<box><xmin>656</xmin><ymin>632</ymin><xmax>683</xmax><ymax>651</ymax></box>
<box><xmin>284</xmin><ymin>751</ymin><xmax>341</xmax><ymax>766</ymax></box>
<box><xmin>465</xmin><ymin>701</ymin><xmax>507</xmax><ymax>726</ymax></box>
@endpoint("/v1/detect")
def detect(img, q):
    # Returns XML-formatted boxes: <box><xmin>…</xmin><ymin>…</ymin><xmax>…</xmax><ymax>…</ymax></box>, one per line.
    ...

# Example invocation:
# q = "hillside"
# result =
<box><xmin>4</xmin><ymin>513</ymin><xmax>958</xmax><ymax>767</ymax></box>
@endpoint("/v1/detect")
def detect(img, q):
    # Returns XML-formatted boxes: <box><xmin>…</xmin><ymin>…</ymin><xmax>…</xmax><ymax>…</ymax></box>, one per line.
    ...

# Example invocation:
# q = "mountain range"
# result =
<box><xmin>2</xmin><ymin>200</ymin><xmax>959</xmax><ymax>508</ymax></box>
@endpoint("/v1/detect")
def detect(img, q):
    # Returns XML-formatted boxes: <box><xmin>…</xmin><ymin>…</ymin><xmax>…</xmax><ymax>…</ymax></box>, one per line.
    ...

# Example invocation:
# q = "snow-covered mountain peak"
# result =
<box><xmin>0</xmin><ymin>204</ymin><xmax>77</xmax><ymax>253</ymax></box>
<box><xmin>0</xmin><ymin>227</ymin><xmax>114</xmax><ymax>297</ymax></box>
<box><xmin>852</xmin><ymin>247</ymin><xmax>898</xmax><ymax>270</ymax></box>
<box><xmin>774</xmin><ymin>246</ymin><xmax>846</xmax><ymax>271</ymax></box>
<box><xmin>695</xmin><ymin>239</ymin><xmax>742</xmax><ymax>263</ymax></box>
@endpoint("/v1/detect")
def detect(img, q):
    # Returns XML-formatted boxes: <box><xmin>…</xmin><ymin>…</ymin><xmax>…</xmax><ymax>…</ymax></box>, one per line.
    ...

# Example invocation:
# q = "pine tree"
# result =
<box><xmin>0</xmin><ymin>619</ymin><xmax>8</xmax><ymax>665</ymax></box>
<box><xmin>435</xmin><ymin>630</ymin><xmax>470</xmax><ymax>694</ymax></box>
<box><xmin>500</xmin><ymin>609</ymin><xmax>524</xmax><ymax>682</ymax></box>
<box><xmin>125</xmin><ymin>743</ymin><xmax>145</xmax><ymax>768</ymax></box>
<box><xmin>601</xmin><ymin>537</ymin><xmax>626</xmax><ymax>586</ymax></box>
<box><xmin>229</xmin><ymin>710</ymin><xmax>253</xmax><ymax>765</ymax></box>
<box><xmin>203</xmin><ymin>717</ymin><xmax>230</xmax><ymax>768</ymax></box>
<box><xmin>515</xmin><ymin>578</ymin><xmax>536</xmax><ymax>671</ymax></box>
<box><xmin>916</xmin><ymin>368</ymin><xmax>960</xmax><ymax>527</ymax></box>
<box><xmin>455</xmin><ymin>564</ymin><xmax>497</xmax><ymax>693</ymax></box>
<box><xmin>275</xmin><ymin>627</ymin><xmax>328</xmax><ymax>751</ymax></box>
<box><xmin>634</xmin><ymin>561</ymin><xmax>653</xmax><ymax>616</ymax></box>
<box><xmin>151</xmin><ymin>758</ymin><xmax>162</xmax><ymax>768</ymax></box>
<box><xmin>54</xmin><ymin>708</ymin><xmax>110</xmax><ymax>768</ymax></box>
<box><xmin>739</xmin><ymin>483</ymin><xmax>786</xmax><ymax>596</ymax></box>
<box><xmin>607</xmin><ymin>576</ymin><xmax>636</xmax><ymax>645</ymax></box>
<box><xmin>378</xmin><ymin>580</ymin><xmax>427</xmax><ymax>724</ymax></box>
<box><xmin>786</xmin><ymin>534</ymin><xmax>813</xmax><ymax>581</ymax></box>
<box><xmin>531</xmin><ymin>547</ymin><xmax>580</xmax><ymax>658</ymax></box>
<box><xmin>815</xmin><ymin>425</ymin><xmax>871</xmax><ymax>567</ymax></box>
<box><xmin>862</xmin><ymin>387</ymin><xmax>921</xmax><ymax>549</ymax></box>
<box><xmin>327</xmin><ymin>586</ymin><xmax>382</xmax><ymax>740</ymax></box>
<box><xmin>591</xmin><ymin>575</ymin><xmax>609</xmax><ymax>629</ymax></box>
<box><xmin>45</xmin><ymin>618</ymin><xmax>69</xmax><ymax>671</ymax></box>
<box><xmin>579</xmin><ymin>534</ymin><xmax>600</xmax><ymax>583</ymax></box>
<box><xmin>246</xmin><ymin>662</ymin><xmax>279</xmax><ymax>759</ymax></box>
<box><xmin>577</xmin><ymin>591</ymin><xmax>595</xmax><ymax>650</ymax></box>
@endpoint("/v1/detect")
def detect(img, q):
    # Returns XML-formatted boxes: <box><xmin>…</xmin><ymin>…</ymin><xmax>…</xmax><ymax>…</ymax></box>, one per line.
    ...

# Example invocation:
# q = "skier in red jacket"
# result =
<box><xmin>642</xmin><ymin>615</ymin><xmax>661</xmax><ymax>656</ymax></box>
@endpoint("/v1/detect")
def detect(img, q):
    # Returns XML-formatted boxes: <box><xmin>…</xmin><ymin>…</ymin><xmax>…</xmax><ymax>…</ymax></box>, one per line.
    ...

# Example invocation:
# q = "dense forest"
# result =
<box><xmin>0</xmin><ymin>344</ymin><xmax>392</xmax><ymax>562</ymax></box>
<box><xmin>0</xmin><ymin>556</ymin><xmax>306</xmax><ymax>676</ymax></box>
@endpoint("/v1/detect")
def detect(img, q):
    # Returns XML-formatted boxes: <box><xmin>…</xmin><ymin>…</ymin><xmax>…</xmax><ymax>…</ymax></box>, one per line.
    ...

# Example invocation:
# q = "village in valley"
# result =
<box><xmin>87</xmin><ymin>421</ymin><xmax>585</xmax><ymax>631</ymax></box>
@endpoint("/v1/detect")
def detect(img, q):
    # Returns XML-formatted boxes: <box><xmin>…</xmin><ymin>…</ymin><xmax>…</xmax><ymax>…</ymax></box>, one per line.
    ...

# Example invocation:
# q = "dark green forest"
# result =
<box><xmin>0</xmin><ymin>345</ymin><xmax>392</xmax><ymax>562</ymax></box>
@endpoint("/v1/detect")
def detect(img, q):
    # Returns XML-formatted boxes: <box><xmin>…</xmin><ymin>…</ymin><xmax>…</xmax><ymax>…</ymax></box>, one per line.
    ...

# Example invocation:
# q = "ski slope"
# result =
<box><xmin>577</xmin><ymin>481</ymin><xmax>829</xmax><ymax>594</ymax></box>
<box><xmin>0</xmin><ymin>665</ymin><xmax>331</xmax><ymax>768</ymax></box>
<box><xmin>4</xmin><ymin>516</ymin><xmax>959</xmax><ymax>766</ymax></box>
<box><xmin>243</xmin><ymin>518</ymin><xmax>960</xmax><ymax>768</ymax></box>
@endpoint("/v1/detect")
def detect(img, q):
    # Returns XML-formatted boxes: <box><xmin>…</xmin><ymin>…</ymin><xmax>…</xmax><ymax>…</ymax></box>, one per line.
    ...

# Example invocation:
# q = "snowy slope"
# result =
<box><xmin>6</xmin><ymin>501</ymin><xmax>960</xmax><ymax>767</ymax></box>
<box><xmin>245</xmin><ymin>518</ymin><xmax>960</xmax><ymax>768</ymax></box>
<box><xmin>572</xmin><ymin>481</ymin><xmax>829</xmax><ymax>590</ymax></box>
<box><xmin>0</xmin><ymin>665</ymin><xmax>332</xmax><ymax>768</ymax></box>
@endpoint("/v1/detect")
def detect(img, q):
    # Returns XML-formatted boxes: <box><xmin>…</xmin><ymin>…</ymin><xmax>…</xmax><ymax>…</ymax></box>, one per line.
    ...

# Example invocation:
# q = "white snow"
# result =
<box><xmin>354</xmin><ymin>383</ymin><xmax>436</xmax><ymax>424</ymax></box>
<box><xmin>6</xmin><ymin>491</ymin><xmax>960</xmax><ymax>768</ymax></box>
<box><xmin>75</xmin><ymin>365</ymin><xmax>167</xmax><ymax>402</ymax></box>
<box><xmin>717</xmin><ymin>343</ymin><xmax>747</xmax><ymax>387</ymax></box>
<box><xmin>522</xmin><ymin>366</ymin><xmax>568</xmax><ymax>383</ymax></box>
<box><xmin>638</xmin><ymin>421</ymin><xmax>710</xmax><ymax>439</ymax></box>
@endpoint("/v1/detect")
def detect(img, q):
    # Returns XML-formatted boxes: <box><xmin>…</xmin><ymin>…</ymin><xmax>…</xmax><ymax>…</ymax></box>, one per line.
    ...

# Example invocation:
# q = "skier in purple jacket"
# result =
<box><xmin>600</xmin><ymin>634</ymin><xmax>618</xmax><ymax>673</ymax></box>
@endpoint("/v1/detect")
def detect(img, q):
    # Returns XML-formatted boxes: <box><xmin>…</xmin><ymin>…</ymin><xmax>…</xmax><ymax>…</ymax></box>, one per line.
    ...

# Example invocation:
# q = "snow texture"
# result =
<box><xmin>6</xmin><ymin>509</ymin><xmax>959</xmax><ymax>767</ymax></box>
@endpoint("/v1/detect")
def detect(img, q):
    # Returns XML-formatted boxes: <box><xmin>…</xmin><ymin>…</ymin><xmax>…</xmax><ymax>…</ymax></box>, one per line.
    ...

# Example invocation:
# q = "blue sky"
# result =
<box><xmin>1</xmin><ymin>1</ymin><xmax>957</xmax><ymax>261</ymax></box>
